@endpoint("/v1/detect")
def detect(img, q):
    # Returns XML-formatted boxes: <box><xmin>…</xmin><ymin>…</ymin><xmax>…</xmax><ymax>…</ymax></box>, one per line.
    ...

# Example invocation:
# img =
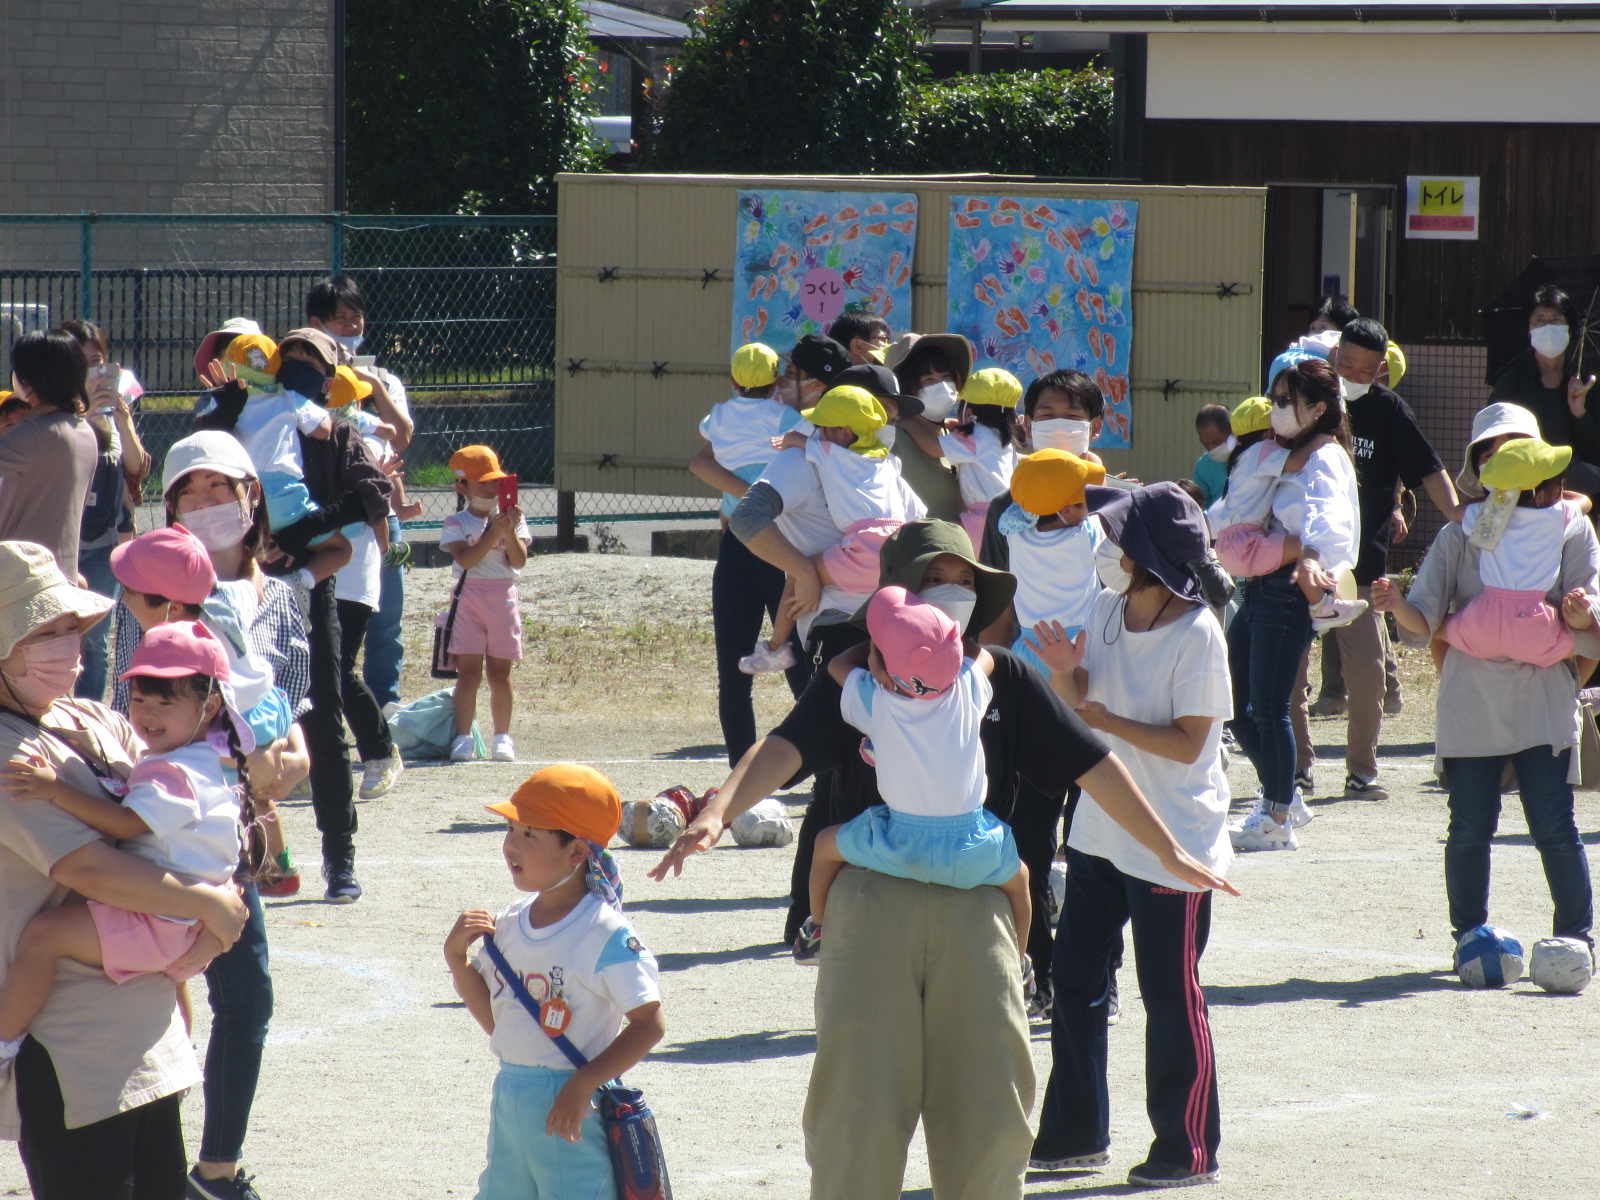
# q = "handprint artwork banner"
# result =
<box><xmin>946</xmin><ymin>195</ymin><xmax>1138</xmax><ymax>449</ymax></box>
<box><xmin>731</xmin><ymin>190</ymin><xmax>918</xmax><ymax>352</ymax></box>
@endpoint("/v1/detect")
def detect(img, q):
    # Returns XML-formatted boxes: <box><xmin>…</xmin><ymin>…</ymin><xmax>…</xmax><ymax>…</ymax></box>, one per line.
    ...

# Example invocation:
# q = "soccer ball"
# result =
<box><xmin>1529</xmin><ymin>937</ymin><xmax>1593</xmax><ymax>994</ymax></box>
<box><xmin>1454</xmin><ymin>925</ymin><xmax>1525</xmax><ymax>988</ymax></box>
<box><xmin>620</xmin><ymin>797</ymin><xmax>686</xmax><ymax>849</ymax></box>
<box><xmin>730</xmin><ymin>798</ymin><xmax>795</xmax><ymax>847</ymax></box>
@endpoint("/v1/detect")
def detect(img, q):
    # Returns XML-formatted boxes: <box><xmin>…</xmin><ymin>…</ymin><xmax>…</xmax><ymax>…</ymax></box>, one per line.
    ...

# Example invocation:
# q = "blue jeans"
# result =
<box><xmin>75</xmin><ymin>540</ymin><xmax>119</xmax><ymax>703</ymax></box>
<box><xmin>363</xmin><ymin>515</ymin><xmax>405</xmax><ymax>708</ymax></box>
<box><xmin>1443</xmin><ymin>747</ymin><xmax>1594</xmax><ymax>945</ymax></box>
<box><xmin>1226</xmin><ymin>571</ymin><xmax>1313</xmax><ymax>814</ymax></box>
<box><xmin>199</xmin><ymin>881</ymin><xmax>273</xmax><ymax>1164</ymax></box>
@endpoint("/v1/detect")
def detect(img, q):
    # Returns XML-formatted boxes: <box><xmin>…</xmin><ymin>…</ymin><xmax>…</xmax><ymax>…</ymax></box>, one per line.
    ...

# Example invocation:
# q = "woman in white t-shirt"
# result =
<box><xmin>1027</xmin><ymin>481</ymin><xmax>1236</xmax><ymax>1189</ymax></box>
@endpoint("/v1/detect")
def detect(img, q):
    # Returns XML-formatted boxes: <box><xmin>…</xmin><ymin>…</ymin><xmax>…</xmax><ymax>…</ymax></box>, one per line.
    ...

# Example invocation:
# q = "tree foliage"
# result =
<box><xmin>894</xmin><ymin>68</ymin><xmax>1114</xmax><ymax>177</ymax></box>
<box><xmin>650</xmin><ymin>0</ymin><xmax>927</xmax><ymax>174</ymax></box>
<box><xmin>346</xmin><ymin>0</ymin><xmax>601</xmax><ymax>214</ymax></box>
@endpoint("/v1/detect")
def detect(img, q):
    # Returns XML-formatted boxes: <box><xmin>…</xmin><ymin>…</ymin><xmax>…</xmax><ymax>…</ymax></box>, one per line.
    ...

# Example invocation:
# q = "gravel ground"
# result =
<box><xmin>3</xmin><ymin>553</ymin><xmax>1597</xmax><ymax>1200</ymax></box>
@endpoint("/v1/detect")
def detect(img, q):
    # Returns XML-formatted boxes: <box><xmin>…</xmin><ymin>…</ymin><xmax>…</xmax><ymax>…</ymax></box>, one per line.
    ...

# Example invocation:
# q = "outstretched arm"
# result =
<box><xmin>649</xmin><ymin>735</ymin><xmax>803</xmax><ymax>880</ymax></box>
<box><xmin>1077</xmin><ymin>756</ymin><xmax>1240</xmax><ymax>895</ymax></box>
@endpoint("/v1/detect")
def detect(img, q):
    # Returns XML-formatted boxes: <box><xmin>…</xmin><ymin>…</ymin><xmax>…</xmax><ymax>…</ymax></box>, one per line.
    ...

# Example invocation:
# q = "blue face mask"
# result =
<box><xmin>277</xmin><ymin>358</ymin><xmax>328</xmax><ymax>400</ymax></box>
<box><xmin>331</xmin><ymin>332</ymin><xmax>363</xmax><ymax>355</ymax></box>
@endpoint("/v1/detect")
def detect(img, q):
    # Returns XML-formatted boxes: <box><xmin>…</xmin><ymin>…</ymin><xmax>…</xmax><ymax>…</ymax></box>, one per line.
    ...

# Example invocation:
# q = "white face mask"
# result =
<box><xmin>1270</xmin><ymin>402</ymin><xmax>1305</xmax><ymax>439</ymax></box>
<box><xmin>1205</xmin><ymin>435</ymin><xmax>1237</xmax><ymax>462</ymax></box>
<box><xmin>331</xmin><ymin>332</ymin><xmax>363</xmax><ymax>355</ymax></box>
<box><xmin>918</xmin><ymin>583</ymin><xmax>977</xmax><ymax>633</ymax></box>
<box><xmin>1031</xmin><ymin>417</ymin><xmax>1093</xmax><ymax>456</ymax></box>
<box><xmin>1095</xmin><ymin>540</ymin><xmax>1132</xmax><ymax>592</ymax></box>
<box><xmin>1532</xmin><ymin>324</ymin><xmax>1571</xmax><ymax>359</ymax></box>
<box><xmin>878</xmin><ymin>424</ymin><xmax>897</xmax><ymax>450</ymax></box>
<box><xmin>179</xmin><ymin>500</ymin><xmax>254</xmax><ymax>552</ymax></box>
<box><xmin>1341</xmin><ymin>377</ymin><xmax>1371</xmax><ymax>402</ymax></box>
<box><xmin>919</xmin><ymin>381</ymin><xmax>959</xmax><ymax>422</ymax></box>
<box><xmin>467</xmin><ymin>495</ymin><xmax>495</xmax><ymax>515</ymax></box>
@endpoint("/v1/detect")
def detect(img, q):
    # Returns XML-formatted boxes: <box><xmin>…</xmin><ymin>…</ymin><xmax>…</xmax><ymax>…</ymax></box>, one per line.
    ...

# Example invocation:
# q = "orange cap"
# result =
<box><xmin>1011</xmin><ymin>449</ymin><xmax>1107</xmax><ymax>516</ymax></box>
<box><xmin>328</xmin><ymin>365</ymin><xmax>372</xmax><ymax>408</ymax></box>
<box><xmin>485</xmin><ymin>764</ymin><xmax>622</xmax><ymax>845</ymax></box>
<box><xmin>450</xmin><ymin>444</ymin><xmax>509</xmax><ymax>483</ymax></box>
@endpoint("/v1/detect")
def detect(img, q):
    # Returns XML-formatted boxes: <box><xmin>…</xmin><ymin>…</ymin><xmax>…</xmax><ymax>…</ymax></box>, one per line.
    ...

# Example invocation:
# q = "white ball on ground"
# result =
<box><xmin>1529</xmin><ymin>937</ymin><xmax>1593</xmax><ymax>994</ymax></box>
<box><xmin>1454</xmin><ymin>925</ymin><xmax>1525</xmax><ymax>988</ymax></box>
<box><xmin>729</xmin><ymin>797</ymin><xmax>795</xmax><ymax>847</ymax></box>
<box><xmin>620</xmin><ymin>797</ymin><xmax>686</xmax><ymax>849</ymax></box>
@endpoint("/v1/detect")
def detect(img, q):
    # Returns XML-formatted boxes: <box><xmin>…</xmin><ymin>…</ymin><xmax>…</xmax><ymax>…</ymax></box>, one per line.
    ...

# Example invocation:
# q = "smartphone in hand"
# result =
<box><xmin>497</xmin><ymin>474</ymin><xmax>520</xmax><ymax>513</ymax></box>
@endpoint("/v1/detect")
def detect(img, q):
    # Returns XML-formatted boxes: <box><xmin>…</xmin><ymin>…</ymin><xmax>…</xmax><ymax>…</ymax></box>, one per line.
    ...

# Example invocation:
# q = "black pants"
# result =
<box><xmin>16</xmin><ymin>1036</ymin><xmax>187</xmax><ymax>1200</ymax></box>
<box><xmin>1007</xmin><ymin>777</ymin><xmax>1076</xmax><ymax>984</ymax></box>
<box><xmin>1035</xmin><ymin>848</ymin><xmax>1220</xmax><ymax>1174</ymax></box>
<box><xmin>336</xmin><ymin>598</ymin><xmax>395</xmax><ymax>763</ymax></box>
<box><xmin>304</xmin><ymin>578</ymin><xmax>356</xmax><ymax>863</ymax></box>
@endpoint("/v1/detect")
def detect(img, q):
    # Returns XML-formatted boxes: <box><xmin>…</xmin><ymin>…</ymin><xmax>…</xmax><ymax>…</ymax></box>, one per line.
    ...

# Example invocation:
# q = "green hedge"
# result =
<box><xmin>895</xmin><ymin>68</ymin><xmax>1114</xmax><ymax>177</ymax></box>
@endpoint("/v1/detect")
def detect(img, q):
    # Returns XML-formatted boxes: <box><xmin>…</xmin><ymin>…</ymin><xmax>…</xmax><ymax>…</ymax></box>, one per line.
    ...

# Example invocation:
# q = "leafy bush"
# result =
<box><xmin>650</xmin><ymin>0</ymin><xmax>927</xmax><ymax>174</ymax></box>
<box><xmin>895</xmin><ymin>68</ymin><xmax>1115</xmax><ymax>177</ymax></box>
<box><xmin>347</xmin><ymin>0</ymin><xmax>601</xmax><ymax>214</ymax></box>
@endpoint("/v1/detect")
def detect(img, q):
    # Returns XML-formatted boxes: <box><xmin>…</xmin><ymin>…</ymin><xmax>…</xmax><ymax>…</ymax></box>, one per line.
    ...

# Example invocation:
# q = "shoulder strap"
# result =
<box><xmin>480</xmin><ymin>935</ymin><xmax>590</xmax><ymax>1070</ymax></box>
<box><xmin>441</xmin><ymin>570</ymin><xmax>468</xmax><ymax>642</ymax></box>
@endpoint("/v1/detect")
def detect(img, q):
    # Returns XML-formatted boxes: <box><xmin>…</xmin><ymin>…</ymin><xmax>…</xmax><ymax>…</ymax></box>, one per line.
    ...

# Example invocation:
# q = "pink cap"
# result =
<box><xmin>866</xmin><ymin>585</ymin><xmax>961</xmax><ymax>699</ymax></box>
<box><xmin>110</xmin><ymin>527</ymin><xmax>216</xmax><ymax>606</ymax></box>
<box><xmin>120</xmin><ymin>620</ymin><xmax>230</xmax><ymax>684</ymax></box>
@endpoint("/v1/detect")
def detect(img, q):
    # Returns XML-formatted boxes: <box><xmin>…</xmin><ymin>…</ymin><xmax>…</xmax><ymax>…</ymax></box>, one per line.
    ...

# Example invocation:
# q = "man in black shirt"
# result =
<box><xmin>1322</xmin><ymin>318</ymin><xmax>1462</xmax><ymax>800</ymax></box>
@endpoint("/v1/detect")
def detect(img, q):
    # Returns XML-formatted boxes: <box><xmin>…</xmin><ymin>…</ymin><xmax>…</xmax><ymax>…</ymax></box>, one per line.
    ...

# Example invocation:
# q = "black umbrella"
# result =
<box><xmin>1482</xmin><ymin>254</ymin><xmax>1600</xmax><ymax>385</ymax></box>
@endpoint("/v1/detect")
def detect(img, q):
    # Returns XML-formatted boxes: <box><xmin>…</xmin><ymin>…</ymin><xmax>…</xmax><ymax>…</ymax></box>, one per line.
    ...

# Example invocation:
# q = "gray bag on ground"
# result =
<box><xmin>387</xmin><ymin>688</ymin><xmax>487</xmax><ymax>761</ymax></box>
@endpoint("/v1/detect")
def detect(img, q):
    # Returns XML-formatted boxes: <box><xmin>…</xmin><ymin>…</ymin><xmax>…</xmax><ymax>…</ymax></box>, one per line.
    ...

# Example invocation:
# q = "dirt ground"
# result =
<box><xmin>4</xmin><ymin>553</ymin><xmax>1598</xmax><ymax>1199</ymax></box>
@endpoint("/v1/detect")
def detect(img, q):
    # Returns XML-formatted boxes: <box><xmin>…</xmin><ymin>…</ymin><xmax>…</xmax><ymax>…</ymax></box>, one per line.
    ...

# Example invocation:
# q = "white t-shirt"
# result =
<box><xmin>119</xmin><ymin>741</ymin><xmax>243</xmax><ymax>911</ymax></box>
<box><xmin>700</xmin><ymin>396</ymin><xmax>806</xmax><ymax>518</ymax></box>
<box><xmin>1007</xmin><ymin>515</ymin><xmax>1105</xmax><ymax>633</ymax></box>
<box><xmin>441</xmin><ymin>509</ymin><xmax>532</xmax><ymax>579</ymax></box>
<box><xmin>474</xmin><ymin>893</ymin><xmax>660</xmax><ymax>1068</ymax></box>
<box><xmin>222</xmin><ymin>388</ymin><xmax>330</xmax><ymax>480</ymax></box>
<box><xmin>1268</xmin><ymin>443</ymin><xmax>1360</xmax><ymax>575</ymax></box>
<box><xmin>1470</xmin><ymin>500</ymin><xmax>1580</xmax><ymax>593</ymax></box>
<box><xmin>756</xmin><ymin>448</ymin><xmax>871</xmax><ymax>640</ymax></box>
<box><xmin>1068</xmin><ymin>590</ymin><xmax>1234</xmax><ymax>891</ymax></box>
<box><xmin>839</xmin><ymin>661</ymin><xmax>991</xmax><ymax>816</ymax></box>
<box><xmin>804</xmin><ymin>435</ymin><xmax>926</xmax><ymax>533</ymax></box>
<box><xmin>1208</xmin><ymin>441</ymin><xmax>1290</xmax><ymax>533</ymax></box>
<box><xmin>939</xmin><ymin>425</ymin><xmax>1018</xmax><ymax>508</ymax></box>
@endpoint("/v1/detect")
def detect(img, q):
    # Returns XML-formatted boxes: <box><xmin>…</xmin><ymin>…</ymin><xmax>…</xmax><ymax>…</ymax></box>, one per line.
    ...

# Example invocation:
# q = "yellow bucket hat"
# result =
<box><xmin>221</xmin><ymin>333</ymin><xmax>281</xmax><ymax>388</ymax></box>
<box><xmin>1011</xmin><ymin>449</ymin><xmax>1108</xmax><ymax>516</ymax></box>
<box><xmin>801</xmin><ymin>385</ymin><xmax>889</xmax><ymax>458</ymax></box>
<box><xmin>328</xmin><ymin>365</ymin><xmax>372</xmax><ymax>409</ymax></box>
<box><xmin>1231</xmin><ymin>396</ymin><xmax>1272</xmax><ymax>437</ymax></box>
<box><xmin>962</xmin><ymin>367</ymin><xmax>1022</xmax><ymax>410</ymax></box>
<box><xmin>731</xmin><ymin>342</ymin><xmax>781</xmax><ymax>389</ymax></box>
<box><xmin>1480</xmin><ymin>437</ymin><xmax>1572</xmax><ymax>493</ymax></box>
<box><xmin>1385</xmin><ymin>341</ymin><xmax>1407</xmax><ymax>388</ymax></box>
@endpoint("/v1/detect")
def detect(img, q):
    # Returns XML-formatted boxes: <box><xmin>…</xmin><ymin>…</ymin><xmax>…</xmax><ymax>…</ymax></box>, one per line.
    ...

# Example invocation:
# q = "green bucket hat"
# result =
<box><xmin>850</xmin><ymin>518</ymin><xmax>1016</xmax><ymax>637</ymax></box>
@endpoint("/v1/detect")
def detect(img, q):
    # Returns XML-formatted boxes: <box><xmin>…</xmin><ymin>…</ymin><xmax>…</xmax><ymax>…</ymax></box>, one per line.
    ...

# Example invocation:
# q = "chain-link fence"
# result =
<box><xmin>0</xmin><ymin>214</ymin><xmax>718</xmax><ymax>535</ymax></box>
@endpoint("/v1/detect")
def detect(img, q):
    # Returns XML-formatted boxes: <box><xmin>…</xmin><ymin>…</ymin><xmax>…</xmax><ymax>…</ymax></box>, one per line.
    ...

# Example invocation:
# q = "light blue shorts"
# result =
<box><xmin>1011</xmin><ymin>626</ymin><xmax>1082</xmax><ymax>680</ymax></box>
<box><xmin>241</xmin><ymin>685</ymin><xmax>293</xmax><ymax>748</ymax></box>
<box><xmin>260</xmin><ymin>472</ymin><xmax>319</xmax><ymax>533</ymax></box>
<box><xmin>477</xmin><ymin>1062</ymin><xmax>613</xmax><ymax>1200</ymax></box>
<box><xmin>835</xmin><ymin>806</ymin><xmax>1020</xmax><ymax>891</ymax></box>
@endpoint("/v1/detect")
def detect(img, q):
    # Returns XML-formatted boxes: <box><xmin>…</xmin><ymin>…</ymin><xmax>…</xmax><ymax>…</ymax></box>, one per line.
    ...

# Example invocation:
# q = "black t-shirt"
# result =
<box><xmin>1347</xmin><ymin>383</ymin><xmax>1444</xmax><ymax>584</ymax></box>
<box><xmin>770</xmin><ymin>645</ymin><xmax>1109</xmax><ymax>827</ymax></box>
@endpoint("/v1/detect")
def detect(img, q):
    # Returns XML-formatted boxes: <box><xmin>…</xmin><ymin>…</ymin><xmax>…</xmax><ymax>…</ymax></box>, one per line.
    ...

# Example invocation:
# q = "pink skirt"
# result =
<box><xmin>1216</xmin><ymin>523</ymin><xmax>1287</xmax><ymax>578</ymax></box>
<box><xmin>1443</xmin><ymin>586</ymin><xmax>1575</xmax><ymax>669</ymax></box>
<box><xmin>89</xmin><ymin>902</ymin><xmax>207</xmax><ymax>984</ymax></box>
<box><xmin>821</xmin><ymin>519</ymin><xmax>903</xmax><ymax>595</ymax></box>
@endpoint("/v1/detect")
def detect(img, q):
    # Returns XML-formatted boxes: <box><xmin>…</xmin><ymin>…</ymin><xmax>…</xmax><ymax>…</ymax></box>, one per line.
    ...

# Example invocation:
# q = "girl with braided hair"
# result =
<box><xmin>0</xmin><ymin>621</ymin><xmax>256</xmax><ymax>1083</ymax></box>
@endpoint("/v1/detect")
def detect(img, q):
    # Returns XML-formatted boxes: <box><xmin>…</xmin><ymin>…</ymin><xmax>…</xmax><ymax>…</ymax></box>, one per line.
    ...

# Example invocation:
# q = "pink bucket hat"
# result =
<box><xmin>866</xmin><ymin>585</ymin><xmax>961</xmax><ymax>699</ymax></box>
<box><xmin>110</xmin><ymin>527</ymin><xmax>216</xmax><ymax>606</ymax></box>
<box><xmin>121</xmin><ymin>621</ymin><xmax>256</xmax><ymax>754</ymax></box>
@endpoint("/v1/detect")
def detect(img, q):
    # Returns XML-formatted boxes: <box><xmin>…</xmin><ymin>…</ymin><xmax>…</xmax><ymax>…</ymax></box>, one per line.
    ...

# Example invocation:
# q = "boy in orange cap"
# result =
<box><xmin>445</xmin><ymin>765</ymin><xmax>665</xmax><ymax>1197</ymax></box>
<box><xmin>441</xmin><ymin>444</ymin><xmax>531</xmax><ymax>763</ymax></box>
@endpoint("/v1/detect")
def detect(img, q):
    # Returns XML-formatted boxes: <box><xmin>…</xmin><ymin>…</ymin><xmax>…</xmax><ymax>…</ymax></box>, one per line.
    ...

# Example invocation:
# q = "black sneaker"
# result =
<box><xmin>793</xmin><ymin>917</ymin><xmax>821</xmax><ymax>965</ymax></box>
<box><xmin>188</xmin><ymin>1167</ymin><xmax>264</xmax><ymax>1200</ymax></box>
<box><xmin>1126</xmin><ymin>1160</ymin><xmax>1219</xmax><ymax>1188</ymax></box>
<box><xmin>323</xmin><ymin>857</ymin><xmax>362</xmax><ymax>904</ymax></box>
<box><xmin>1293</xmin><ymin>768</ymin><xmax>1315</xmax><ymax>796</ymax></box>
<box><xmin>1344</xmin><ymin>774</ymin><xmax>1389</xmax><ymax>801</ymax></box>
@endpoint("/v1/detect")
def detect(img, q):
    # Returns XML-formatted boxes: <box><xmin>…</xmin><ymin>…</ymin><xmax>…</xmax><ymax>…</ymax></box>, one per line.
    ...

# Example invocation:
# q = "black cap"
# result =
<box><xmin>832</xmin><ymin>363</ymin><xmax>925</xmax><ymax>419</ymax></box>
<box><xmin>789</xmin><ymin>335</ymin><xmax>852</xmax><ymax>386</ymax></box>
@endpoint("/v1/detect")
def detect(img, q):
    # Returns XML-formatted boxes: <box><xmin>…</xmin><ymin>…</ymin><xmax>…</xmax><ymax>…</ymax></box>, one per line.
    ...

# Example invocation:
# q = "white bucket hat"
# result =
<box><xmin>162</xmin><ymin>431</ymin><xmax>258</xmax><ymax>497</ymax></box>
<box><xmin>1456</xmin><ymin>403</ymin><xmax>1542</xmax><ymax>498</ymax></box>
<box><xmin>0</xmin><ymin>541</ymin><xmax>114</xmax><ymax>662</ymax></box>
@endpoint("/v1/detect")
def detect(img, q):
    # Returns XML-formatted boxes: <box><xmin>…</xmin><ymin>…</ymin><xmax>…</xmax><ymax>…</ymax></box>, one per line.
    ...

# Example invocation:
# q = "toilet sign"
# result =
<box><xmin>1405</xmin><ymin>176</ymin><xmax>1479</xmax><ymax>241</ymax></box>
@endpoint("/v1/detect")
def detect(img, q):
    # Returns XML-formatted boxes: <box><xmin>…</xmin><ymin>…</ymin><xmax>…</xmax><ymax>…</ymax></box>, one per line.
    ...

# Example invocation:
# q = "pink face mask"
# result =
<box><xmin>3</xmin><ymin>632</ymin><xmax>82</xmax><ymax>710</ymax></box>
<box><xmin>179</xmin><ymin>500</ymin><xmax>254</xmax><ymax>552</ymax></box>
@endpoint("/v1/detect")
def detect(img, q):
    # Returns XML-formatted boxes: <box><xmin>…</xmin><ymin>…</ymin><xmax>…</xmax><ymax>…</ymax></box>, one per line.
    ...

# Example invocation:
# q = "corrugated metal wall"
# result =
<box><xmin>556</xmin><ymin>173</ymin><xmax>1266</xmax><ymax>497</ymax></box>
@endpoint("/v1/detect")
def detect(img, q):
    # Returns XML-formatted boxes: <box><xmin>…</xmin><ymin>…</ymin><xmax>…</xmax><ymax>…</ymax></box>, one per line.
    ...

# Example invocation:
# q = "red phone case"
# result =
<box><xmin>497</xmin><ymin>475</ymin><xmax>520</xmax><ymax>511</ymax></box>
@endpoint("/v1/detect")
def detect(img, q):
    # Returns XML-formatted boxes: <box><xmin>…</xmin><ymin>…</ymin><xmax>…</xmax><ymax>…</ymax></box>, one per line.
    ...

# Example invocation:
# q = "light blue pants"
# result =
<box><xmin>476</xmin><ymin>1063</ymin><xmax>613</xmax><ymax>1200</ymax></box>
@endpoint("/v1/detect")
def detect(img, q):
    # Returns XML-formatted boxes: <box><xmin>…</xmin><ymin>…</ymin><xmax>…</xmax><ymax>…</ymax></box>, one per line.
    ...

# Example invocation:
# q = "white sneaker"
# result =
<box><xmin>1311</xmin><ymin>594</ymin><xmax>1368</xmax><ymax>633</ymax></box>
<box><xmin>738</xmin><ymin>640</ymin><xmax>796</xmax><ymax>675</ymax></box>
<box><xmin>358</xmin><ymin>748</ymin><xmax>404</xmax><ymax>799</ymax></box>
<box><xmin>1229</xmin><ymin>804</ymin><xmax>1298</xmax><ymax>851</ymax></box>
<box><xmin>1287</xmin><ymin>789</ymin><xmax>1316</xmax><ymax>829</ymax></box>
<box><xmin>492</xmin><ymin>734</ymin><xmax>516</xmax><ymax>762</ymax></box>
<box><xmin>449</xmin><ymin>734</ymin><xmax>477</xmax><ymax>762</ymax></box>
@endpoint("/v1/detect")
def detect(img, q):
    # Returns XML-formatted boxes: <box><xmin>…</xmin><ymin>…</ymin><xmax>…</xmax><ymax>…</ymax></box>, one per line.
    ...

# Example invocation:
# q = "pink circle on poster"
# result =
<box><xmin>800</xmin><ymin>267</ymin><xmax>847</xmax><ymax>325</ymax></box>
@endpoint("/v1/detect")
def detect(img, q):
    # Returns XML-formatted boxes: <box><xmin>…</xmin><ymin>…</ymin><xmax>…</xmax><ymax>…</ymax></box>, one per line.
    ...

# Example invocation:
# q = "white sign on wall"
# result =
<box><xmin>1405</xmin><ymin>176</ymin><xmax>1480</xmax><ymax>241</ymax></box>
